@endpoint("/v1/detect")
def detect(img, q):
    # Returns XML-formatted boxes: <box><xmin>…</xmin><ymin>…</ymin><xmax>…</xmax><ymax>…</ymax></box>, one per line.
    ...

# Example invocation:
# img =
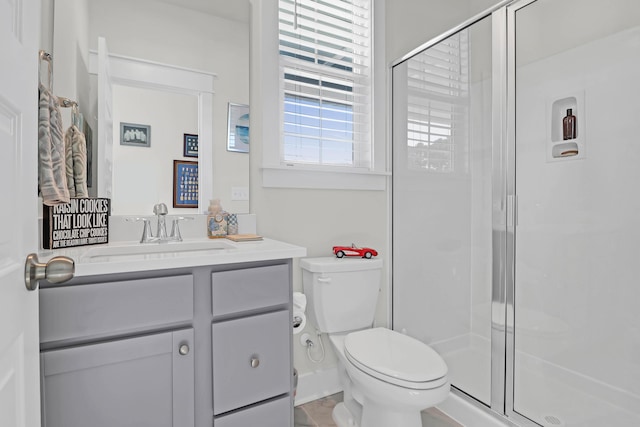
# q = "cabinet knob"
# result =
<box><xmin>250</xmin><ymin>355</ymin><xmax>260</xmax><ymax>368</ymax></box>
<box><xmin>179</xmin><ymin>344</ymin><xmax>190</xmax><ymax>355</ymax></box>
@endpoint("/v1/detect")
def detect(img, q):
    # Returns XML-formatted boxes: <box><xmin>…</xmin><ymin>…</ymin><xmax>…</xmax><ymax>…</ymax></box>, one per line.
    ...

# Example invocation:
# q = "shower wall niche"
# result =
<box><xmin>547</xmin><ymin>92</ymin><xmax>585</xmax><ymax>161</ymax></box>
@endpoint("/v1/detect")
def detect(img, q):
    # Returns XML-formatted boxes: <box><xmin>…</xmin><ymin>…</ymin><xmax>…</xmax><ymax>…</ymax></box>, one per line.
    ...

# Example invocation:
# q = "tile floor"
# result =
<box><xmin>294</xmin><ymin>393</ymin><xmax>464</xmax><ymax>427</ymax></box>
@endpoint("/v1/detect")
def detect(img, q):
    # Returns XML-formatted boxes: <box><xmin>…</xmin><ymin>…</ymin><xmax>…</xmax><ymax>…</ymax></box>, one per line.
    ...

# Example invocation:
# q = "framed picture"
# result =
<box><xmin>183</xmin><ymin>133</ymin><xmax>198</xmax><ymax>157</ymax></box>
<box><xmin>173</xmin><ymin>160</ymin><xmax>198</xmax><ymax>208</ymax></box>
<box><xmin>227</xmin><ymin>102</ymin><xmax>250</xmax><ymax>153</ymax></box>
<box><xmin>120</xmin><ymin>122</ymin><xmax>150</xmax><ymax>147</ymax></box>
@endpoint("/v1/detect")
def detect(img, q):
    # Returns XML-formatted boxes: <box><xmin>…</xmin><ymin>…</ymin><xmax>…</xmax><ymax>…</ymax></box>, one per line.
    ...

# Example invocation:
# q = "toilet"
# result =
<box><xmin>300</xmin><ymin>257</ymin><xmax>450</xmax><ymax>427</ymax></box>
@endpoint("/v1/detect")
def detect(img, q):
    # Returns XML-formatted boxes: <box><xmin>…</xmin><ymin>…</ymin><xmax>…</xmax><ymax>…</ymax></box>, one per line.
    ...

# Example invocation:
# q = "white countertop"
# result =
<box><xmin>38</xmin><ymin>238</ymin><xmax>307</xmax><ymax>277</ymax></box>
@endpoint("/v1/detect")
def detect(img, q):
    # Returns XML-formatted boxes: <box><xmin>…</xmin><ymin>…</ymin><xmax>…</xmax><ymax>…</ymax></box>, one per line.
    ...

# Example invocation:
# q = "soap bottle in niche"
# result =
<box><xmin>563</xmin><ymin>108</ymin><xmax>577</xmax><ymax>140</ymax></box>
<box><xmin>207</xmin><ymin>199</ymin><xmax>228</xmax><ymax>238</ymax></box>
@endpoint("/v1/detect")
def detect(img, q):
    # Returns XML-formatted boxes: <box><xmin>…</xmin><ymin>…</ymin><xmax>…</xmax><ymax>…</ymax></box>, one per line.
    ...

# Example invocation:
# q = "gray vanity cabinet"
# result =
<box><xmin>39</xmin><ymin>260</ymin><xmax>294</xmax><ymax>427</ymax></box>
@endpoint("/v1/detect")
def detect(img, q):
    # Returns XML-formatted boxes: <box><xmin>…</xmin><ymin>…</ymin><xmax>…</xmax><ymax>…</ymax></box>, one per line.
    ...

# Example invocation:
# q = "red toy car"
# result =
<box><xmin>333</xmin><ymin>244</ymin><xmax>378</xmax><ymax>259</ymax></box>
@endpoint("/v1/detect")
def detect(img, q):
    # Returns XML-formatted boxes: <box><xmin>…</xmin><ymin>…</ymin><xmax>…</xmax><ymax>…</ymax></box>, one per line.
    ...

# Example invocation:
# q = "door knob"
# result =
<box><xmin>24</xmin><ymin>253</ymin><xmax>75</xmax><ymax>291</ymax></box>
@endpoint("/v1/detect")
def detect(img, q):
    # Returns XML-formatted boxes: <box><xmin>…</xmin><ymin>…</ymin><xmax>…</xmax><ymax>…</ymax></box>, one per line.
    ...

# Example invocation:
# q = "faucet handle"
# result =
<box><xmin>153</xmin><ymin>203</ymin><xmax>168</xmax><ymax>215</ymax></box>
<box><xmin>169</xmin><ymin>216</ymin><xmax>194</xmax><ymax>242</ymax></box>
<box><xmin>125</xmin><ymin>217</ymin><xmax>156</xmax><ymax>243</ymax></box>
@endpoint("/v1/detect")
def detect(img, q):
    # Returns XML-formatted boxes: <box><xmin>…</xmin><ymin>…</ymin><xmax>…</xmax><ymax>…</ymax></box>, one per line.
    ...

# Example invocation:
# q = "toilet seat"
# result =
<box><xmin>344</xmin><ymin>328</ymin><xmax>448</xmax><ymax>390</ymax></box>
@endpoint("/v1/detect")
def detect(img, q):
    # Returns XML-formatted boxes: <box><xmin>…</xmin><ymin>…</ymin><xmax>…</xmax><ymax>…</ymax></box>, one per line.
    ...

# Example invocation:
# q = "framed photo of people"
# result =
<box><xmin>120</xmin><ymin>122</ymin><xmax>151</xmax><ymax>147</ymax></box>
<box><xmin>173</xmin><ymin>160</ymin><xmax>198</xmax><ymax>208</ymax></box>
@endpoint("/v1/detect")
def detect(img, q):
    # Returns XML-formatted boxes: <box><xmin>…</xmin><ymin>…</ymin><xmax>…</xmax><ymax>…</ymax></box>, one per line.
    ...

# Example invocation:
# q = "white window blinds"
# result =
<box><xmin>406</xmin><ymin>30</ymin><xmax>469</xmax><ymax>173</ymax></box>
<box><xmin>279</xmin><ymin>0</ymin><xmax>372</xmax><ymax>169</ymax></box>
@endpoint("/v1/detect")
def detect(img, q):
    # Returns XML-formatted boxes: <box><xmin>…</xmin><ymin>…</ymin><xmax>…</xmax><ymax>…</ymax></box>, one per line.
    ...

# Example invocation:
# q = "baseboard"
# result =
<box><xmin>294</xmin><ymin>367</ymin><xmax>342</xmax><ymax>406</ymax></box>
<box><xmin>438</xmin><ymin>391</ymin><xmax>516</xmax><ymax>427</ymax></box>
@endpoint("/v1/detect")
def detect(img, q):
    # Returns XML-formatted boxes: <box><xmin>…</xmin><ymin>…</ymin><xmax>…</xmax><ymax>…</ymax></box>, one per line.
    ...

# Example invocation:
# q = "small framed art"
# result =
<box><xmin>227</xmin><ymin>103</ymin><xmax>250</xmax><ymax>153</ymax></box>
<box><xmin>173</xmin><ymin>160</ymin><xmax>198</xmax><ymax>208</ymax></box>
<box><xmin>120</xmin><ymin>122</ymin><xmax>150</xmax><ymax>147</ymax></box>
<box><xmin>183</xmin><ymin>133</ymin><xmax>198</xmax><ymax>157</ymax></box>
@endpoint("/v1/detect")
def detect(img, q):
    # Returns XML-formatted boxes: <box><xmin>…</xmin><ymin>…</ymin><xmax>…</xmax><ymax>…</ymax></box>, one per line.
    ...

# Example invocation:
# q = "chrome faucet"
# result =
<box><xmin>153</xmin><ymin>203</ymin><xmax>169</xmax><ymax>242</ymax></box>
<box><xmin>126</xmin><ymin>205</ymin><xmax>194</xmax><ymax>244</ymax></box>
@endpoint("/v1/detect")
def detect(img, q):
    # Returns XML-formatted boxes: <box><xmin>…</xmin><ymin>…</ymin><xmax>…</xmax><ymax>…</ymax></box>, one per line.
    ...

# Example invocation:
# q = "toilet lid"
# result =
<box><xmin>344</xmin><ymin>328</ymin><xmax>447</xmax><ymax>386</ymax></box>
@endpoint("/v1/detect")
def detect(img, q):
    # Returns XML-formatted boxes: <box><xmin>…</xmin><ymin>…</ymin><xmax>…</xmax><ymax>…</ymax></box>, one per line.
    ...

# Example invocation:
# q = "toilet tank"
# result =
<box><xmin>300</xmin><ymin>257</ymin><xmax>383</xmax><ymax>334</ymax></box>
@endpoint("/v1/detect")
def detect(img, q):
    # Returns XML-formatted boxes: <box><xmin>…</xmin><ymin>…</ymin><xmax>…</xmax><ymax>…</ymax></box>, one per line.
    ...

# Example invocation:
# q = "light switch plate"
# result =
<box><xmin>231</xmin><ymin>186</ymin><xmax>249</xmax><ymax>201</ymax></box>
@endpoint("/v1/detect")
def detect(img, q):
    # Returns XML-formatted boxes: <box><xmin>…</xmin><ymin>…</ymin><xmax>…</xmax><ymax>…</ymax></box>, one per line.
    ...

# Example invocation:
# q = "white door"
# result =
<box><xmin>0</xmin><ymin>0</ymin><xmax>43</xmax><ymax>425</ymax></box>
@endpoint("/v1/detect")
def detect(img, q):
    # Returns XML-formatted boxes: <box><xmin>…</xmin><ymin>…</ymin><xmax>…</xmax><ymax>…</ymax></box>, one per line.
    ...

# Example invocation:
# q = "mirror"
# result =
<box><xmin>47</xmin><ymin>0</ymin><xmax>250</xmax><ymax>215</ymax></box>
<box><xmin>114</xmin><ymin>88</ymin><xmax>198</xmax><ymax>214</ymax></box>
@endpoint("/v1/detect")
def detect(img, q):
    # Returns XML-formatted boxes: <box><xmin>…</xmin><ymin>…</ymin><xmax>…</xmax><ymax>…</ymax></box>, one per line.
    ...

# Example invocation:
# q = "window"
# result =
<box><xmin>278</xmin><ymin>0</ymin><xmax>372</xmax><ymax>170</ymax></box>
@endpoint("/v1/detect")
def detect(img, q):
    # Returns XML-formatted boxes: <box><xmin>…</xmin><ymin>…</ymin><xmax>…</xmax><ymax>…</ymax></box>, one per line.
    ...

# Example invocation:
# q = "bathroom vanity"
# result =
<box><xmin>38</xmin><ymin>238</ymin><xmax>305</xmax><ymax>427</ymax></box>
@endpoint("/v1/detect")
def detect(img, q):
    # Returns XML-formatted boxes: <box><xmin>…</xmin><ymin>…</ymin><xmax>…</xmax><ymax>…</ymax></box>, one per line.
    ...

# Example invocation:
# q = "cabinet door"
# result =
<box><xmin>212</xmin><ymin>310</ymin><xmax>291</xmax><ymax>415</ymax></box>
<box><xmin>41</xmin><ymin>329</ymin><xmax>194</xmax><ymax>427</ymax></box>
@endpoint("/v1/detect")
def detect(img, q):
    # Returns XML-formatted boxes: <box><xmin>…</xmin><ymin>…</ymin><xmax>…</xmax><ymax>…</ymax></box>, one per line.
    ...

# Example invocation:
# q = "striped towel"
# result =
<box><xmin>39</xmin><ymin>85</ymin><xmax>70</xmax><ymax>205</ymax></box>
<box><xmin>65</xmin><ymin>125</ymin><xmax>88</xmax><ymax>198</ymax></box>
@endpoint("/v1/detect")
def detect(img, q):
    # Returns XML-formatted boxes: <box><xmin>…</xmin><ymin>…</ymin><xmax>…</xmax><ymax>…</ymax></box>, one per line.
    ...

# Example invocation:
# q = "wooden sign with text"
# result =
<box><xmin>43</xmin><ymin>198</ymin><xmax>110</xmax><ymax>249</ymax></box>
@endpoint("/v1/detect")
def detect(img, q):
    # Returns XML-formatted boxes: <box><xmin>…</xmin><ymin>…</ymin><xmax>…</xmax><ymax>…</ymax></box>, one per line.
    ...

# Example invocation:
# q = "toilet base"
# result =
<box><xmin>333</xmin><ymin>399</ymin><xmax>424</xmax><ymax>427</ymax></box>
<box><xmin>333</xmin><ymin>402</ymin><xmax>359</xmax><ymax>427</ymax></box>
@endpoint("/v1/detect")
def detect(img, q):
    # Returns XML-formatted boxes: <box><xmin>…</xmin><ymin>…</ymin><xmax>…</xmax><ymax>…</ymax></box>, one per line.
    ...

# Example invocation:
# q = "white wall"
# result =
<box><xmin>385</xmin><ymin>0</ymin><xmax>501</xmax><ymax>63</ymax></box>
<box><xmin>52</xmin><ymin>0</ymin><xmax>90</xmax><ymax>120</ymax></box>
<box><xmin>40</xmin><ymin>0</ymin><xmax>54</xmax><ymax>59</ymax></box>
<box><xmin>88</xmin><ymin>0</ymin><xmax>250</xmax><ymax>213</ymax></box>
<box><xmin>50</xmin><ymin>0</ymin><xmax>95</xmax><ymax>194</ymax></box>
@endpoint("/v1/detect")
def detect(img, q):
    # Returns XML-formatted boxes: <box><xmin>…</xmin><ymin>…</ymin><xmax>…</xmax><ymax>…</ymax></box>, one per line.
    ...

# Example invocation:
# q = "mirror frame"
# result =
<box><xmin>88</xmin><ymin>46</ymin><xmax>215</xmax><ymax>212</ymax></box>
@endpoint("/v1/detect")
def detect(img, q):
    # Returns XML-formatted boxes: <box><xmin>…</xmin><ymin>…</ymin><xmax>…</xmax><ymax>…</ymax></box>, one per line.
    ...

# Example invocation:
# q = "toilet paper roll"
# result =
<box><xmin>293</xmin><ymin>292</ymin><xmax>307</xmax><ymax>311</ymax></box>
<box><xmin>292</xmin><ymin>311</ymin><xmax>306</xmax><ymax>334</ymax></box>
<box><xmin>292</xmin><ymin>292</ymin><xmax>307</xmax><ymax>334</ymax></box>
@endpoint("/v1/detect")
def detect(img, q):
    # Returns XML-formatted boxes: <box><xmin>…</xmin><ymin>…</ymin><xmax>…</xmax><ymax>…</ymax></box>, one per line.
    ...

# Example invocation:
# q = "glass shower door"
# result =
<box><xmin>392</xmin><ymin>15</ymin><xmax>496</xmax><ymax>406</ymax></box>
<box><xmin>511</xmin><ymin>0</ymin><xmax>640</xmax><ymax>425</ymax></box>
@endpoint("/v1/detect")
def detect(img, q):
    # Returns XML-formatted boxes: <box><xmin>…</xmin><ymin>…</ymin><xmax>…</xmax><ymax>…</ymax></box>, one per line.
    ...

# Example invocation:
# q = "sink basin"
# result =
<box><xmin>81</xmin><ymin>239</ymin><xmax>236</xmax><ymax>260</ymax></box>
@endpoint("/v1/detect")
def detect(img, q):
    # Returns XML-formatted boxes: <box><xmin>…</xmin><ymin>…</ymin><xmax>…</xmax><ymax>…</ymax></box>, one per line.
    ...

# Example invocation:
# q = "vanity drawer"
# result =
<box><xmin>211</xmin><ymin>264</ymin><xmax>289</xmax><ymax>317</ymax></box>
<box><xmin>212</xmin><ymin>310</ymin><xmax>291</xmax><ymax>414</ymax></box>
<box><xmin>214</xmin><ymin>395</ymin><xmax>291</xmax><ymax>427</ymax></box>
<box><xmin>40</xmin><ymin>275</ymin><xmax>193</xmax><ymax>344</ymax></box>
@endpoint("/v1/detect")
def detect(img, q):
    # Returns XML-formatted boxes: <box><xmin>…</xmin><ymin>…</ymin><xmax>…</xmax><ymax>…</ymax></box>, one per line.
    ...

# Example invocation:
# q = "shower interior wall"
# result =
<box><xmin>513</xmin><ymin>12</ymin><xmax>640</xmax><ymax>425</ymax></box>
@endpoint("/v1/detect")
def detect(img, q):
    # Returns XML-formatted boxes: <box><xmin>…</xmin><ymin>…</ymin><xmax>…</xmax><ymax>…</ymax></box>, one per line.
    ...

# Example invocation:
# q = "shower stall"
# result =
<box><xmin>391</xmin><ymin>0</ymin><xmax>640</xmax><ymax>425</ymax></box>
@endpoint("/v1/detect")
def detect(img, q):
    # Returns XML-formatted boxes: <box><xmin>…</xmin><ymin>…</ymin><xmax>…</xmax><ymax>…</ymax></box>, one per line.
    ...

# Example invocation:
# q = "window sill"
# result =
<box><xmin>261</xmin><ymin>166</ymin><xmax>389</xmax><ymax>191</ymax></box>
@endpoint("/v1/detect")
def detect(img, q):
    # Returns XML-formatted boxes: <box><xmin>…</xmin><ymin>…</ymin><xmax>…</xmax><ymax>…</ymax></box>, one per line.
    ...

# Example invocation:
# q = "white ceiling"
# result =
<box><xmin>156</xmin><ymin>0</ymin><xmax>250</xmax><ymax>23</ymax></box>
